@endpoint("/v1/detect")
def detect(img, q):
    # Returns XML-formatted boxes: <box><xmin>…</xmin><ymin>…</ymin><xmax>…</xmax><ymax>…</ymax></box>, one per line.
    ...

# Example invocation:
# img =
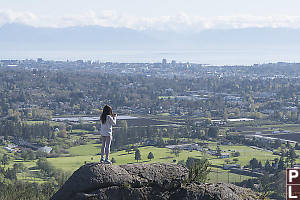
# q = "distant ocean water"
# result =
<box><xmin>1</xmin><ymin>47</ymin><xmax>300</xmax><ymax>65</ymax></box>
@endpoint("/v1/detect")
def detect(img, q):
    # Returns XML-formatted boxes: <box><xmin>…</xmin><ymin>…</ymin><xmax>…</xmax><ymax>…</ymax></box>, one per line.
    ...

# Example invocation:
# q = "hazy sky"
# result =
<box><xmin>1</xmin><ymin>0</ymin><xmax>300</xmax><ymax>30</ymax></box>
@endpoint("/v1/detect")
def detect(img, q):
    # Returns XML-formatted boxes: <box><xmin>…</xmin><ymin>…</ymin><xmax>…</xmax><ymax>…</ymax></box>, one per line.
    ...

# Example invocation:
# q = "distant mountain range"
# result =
<box><xmin>1</xmin><ymin>23</ymin><xmax>300</xmax><ymax>51</ymax></box>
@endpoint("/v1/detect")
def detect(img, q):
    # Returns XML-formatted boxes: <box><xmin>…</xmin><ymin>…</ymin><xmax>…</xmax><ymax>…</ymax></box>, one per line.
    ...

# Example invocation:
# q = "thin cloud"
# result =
<box><xmin>0</xmin><ymin>10</ymin><xmax>38</xmax><ymax>26</ymax></box>
<box><xmin>1</xmin><ymin>10</ymin><xmax>300</xmax><ymax>31</ymax></box>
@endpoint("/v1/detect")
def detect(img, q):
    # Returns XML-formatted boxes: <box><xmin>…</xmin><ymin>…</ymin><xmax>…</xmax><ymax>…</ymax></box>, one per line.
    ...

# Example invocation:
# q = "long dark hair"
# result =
<box><xmin>100</xmin><ymin>105</ymin><xmax>113</xmax><ymax>124</ymax></box>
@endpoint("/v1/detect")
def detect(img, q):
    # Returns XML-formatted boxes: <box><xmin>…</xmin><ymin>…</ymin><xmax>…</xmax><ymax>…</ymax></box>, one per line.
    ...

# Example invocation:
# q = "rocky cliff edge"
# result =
<box><xmin>51</xmin><ymin>163</ymin><xmax>260</xmax><ymax>200</ymax></box>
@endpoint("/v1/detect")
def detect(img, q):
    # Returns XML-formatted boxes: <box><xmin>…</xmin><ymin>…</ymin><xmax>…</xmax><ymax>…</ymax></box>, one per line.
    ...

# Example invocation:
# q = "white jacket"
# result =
<box><xmin>100</xmin><ymin>115</ymin><xmax>117</xmax><ymax>136</ymax></box>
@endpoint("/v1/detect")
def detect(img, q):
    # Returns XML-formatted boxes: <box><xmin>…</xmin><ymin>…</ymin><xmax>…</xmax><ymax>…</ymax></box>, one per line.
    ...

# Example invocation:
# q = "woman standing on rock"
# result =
<box><xmin>100</xmin><ymin>105</ymin><xmax>117</xmax><ymax>164</ymax></box>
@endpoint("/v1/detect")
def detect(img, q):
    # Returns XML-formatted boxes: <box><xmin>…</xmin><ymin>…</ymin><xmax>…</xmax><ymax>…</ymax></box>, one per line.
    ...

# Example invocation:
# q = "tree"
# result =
<box><xmin>258</xmin><ymin>172</ymin><xmax>272</xmax><ymax>199</ymax></box>
<box><xmin>20</xmin><ymin>150</ymin><xmax>29</xmax><ymax>161</ymax></box>
<box><xmin>232</xmin><ymin>151</ymin><xmax>240</xmax><ymax>157</ymax></box>
<box><xmin>171</xmin><ymin>147</ymin><xmax>181</xmax><ymax>157</ymax></box>
<box><xmin>264</xmin><ymin>160</ymin><xmax>272</xmax><ymax>173</ymax></box>
<box><xmin>177</xmin><ymin>160</ymin><xmax>185</xmax><ymax>166</ymax></box>
<box><xmin>37</xmin><ymin>158</ymin><xmax>55</xmax><ymax>176</ymax></box>
<box><xmin>13</xmin><ymin>163</ymin><xmax>26</xmax><ymax>173</ymax></box>
<box><xmin>157</xmin><ymin>137</ymin><xmax>165</xmax><ymax>147</ymax></box>
<box><xmin>288</xmin><ymin>147</ymin><xmax>297</xmax><ymax>167</ymax></box>
<box><xmin>286</xmin><ymin>141</ymin><xmax>290</xmax><ymax>149</ymax></box>
<box><xmin>147</xmin><ymin>152</ymin><xmax>154</xmax><ymax>161</ymax></box>
<box><xmin>21</xmin><ymin>150</ymin><xmax>36</xmax><ymax>161</ymax></box>
<box><xmin>278</xmin><ymin>156</ymin><xmax>285</xmax><ymax>170</ymax></box>
<box><xmin>58</xmin><ymin>129</ymin><xmax>67</xmax><ymax>138</ymax></box>
<box><xmin>135</xmin><ymin>149</ymin><xmax>141</xmax><ymax>162</ymax></box>
<box><xmin>2</xmin><ymin>154</ymin><xmax>10</xmax><ymax>166</ymax></box>
<box><xmin>207</xmin><ymin>126</ymin><xmax>219</xmax><ymax>138</ymax></box>
<box><xmin>186</xmin><ymin>157</ymin><xmax>200</xmax><ymax>168</ymax></box>
<box><xmin>216</xmin><ymin>146</ymin><xmax>221</xmax><ymax>156</ymax></box>
<box><xmin>186</xmin><ymin>158</ymin><xmax>210</xmax><ymax>183</ymax></box>
<box><xmin>274</xmin><ymin>139</ymin><xmax>281</xmax><ymax>149</ymax></box>
<box><xmin>249</xmin><ymin>158</ymin><xmax>259</xmax><ymax>170</ymax></box>
<box><xmin>27</xmin><ymin>150</ymin><xmax>36</xmax><ymax>160</ymax></box>
<box><xmin>258</xmin><ymin>161</ymin><xmax>263</xmax><ymax>169</ymax></box>
<box><xmin>273</xmin><ymin>170</ymin><xmax>286</xmax><ymax>199</ymax></box>
<box><xmin>5</xmin><ymin>168</ymin><xmax>17</xmax><ymax>180</ymax></box>
<box><xmin>120</xmin><ymin>120</ymin><xmax>128</xmax><ymax>131</ymax></box>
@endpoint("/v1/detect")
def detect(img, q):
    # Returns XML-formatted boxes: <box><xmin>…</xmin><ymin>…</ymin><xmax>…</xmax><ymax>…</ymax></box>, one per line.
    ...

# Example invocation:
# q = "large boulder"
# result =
<box><xmin>51</xmin><ymin>163</ymin><xmax>260</xmax><ymax>200</ymax></box>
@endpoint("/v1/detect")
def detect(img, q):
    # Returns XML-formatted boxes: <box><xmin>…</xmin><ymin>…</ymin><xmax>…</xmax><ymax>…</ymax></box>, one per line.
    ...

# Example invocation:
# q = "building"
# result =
<box><xmin>171</xmin><ymin>60</ymin><xmax>176</xmax><ymax>66</ymax></box>
<box><xmin>223</xmin><ymin>164</ymin><xmax>240</xmax><ymax>170</ymax></box>
<box><xmin>219</xmin><ymin>153</ymin><xmax>230</xmax><ymax>158</ymax></box>
<box><xmin>38</xmin><ymin>146</ymin><xmax>53</xmax><ymax>154</ymax></box>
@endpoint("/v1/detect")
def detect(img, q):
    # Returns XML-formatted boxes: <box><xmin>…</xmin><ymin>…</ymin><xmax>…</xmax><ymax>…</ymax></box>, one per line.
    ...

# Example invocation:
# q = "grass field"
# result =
<box><xmin>208</xmin><ymin>167</ymin><xmax>252</xmax><ymax>183</ymax></box>
<box><xmin>48</xmin><ymin>146</ymin><xmax>203</xmax><ymax>171</ymax></box>
<box><xmin>44</xmin><ymin>142</ymin><xmax>279</xmax><ymax>184</ymax></box>
<box><xmin>24</xmin><ymin>120</ymin><xmax>61</xmax><ymax>126</ymax></box>
<box><xmin>1</xmin><ymin>116</ymin><xmax>296</xmax><ymax>186</ymax></box>
<box><xmin>1</xmin><ymin>134</ymin><xmax>282</xmax><ymax>184</ymax></box>
<box><xmin>70</xmin><ymin>129</ymin><xmax>93</xmax><ymax>134</ymax></box>
<box><xmin>206</xmin><ymin>144</ymin><xmax>279</xmax><ymax>166</ymax></box>
<box><xmin>68</xmin><ymin>142</ymin><xmax>100</xmax><ymax>156</ymax></box>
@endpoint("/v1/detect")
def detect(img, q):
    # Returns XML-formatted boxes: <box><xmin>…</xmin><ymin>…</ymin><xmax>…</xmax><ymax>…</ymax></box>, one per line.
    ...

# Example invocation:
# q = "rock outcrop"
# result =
<box><xmin>51</xmin><ymin>163</ymin><xmax>260</xmax><ymax>200</ymax></box>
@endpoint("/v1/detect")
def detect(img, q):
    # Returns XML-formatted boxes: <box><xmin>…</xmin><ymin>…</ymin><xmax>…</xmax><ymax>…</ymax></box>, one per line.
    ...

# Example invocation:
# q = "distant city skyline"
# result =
<box><xmin>1</xmin><ymin>0</ymin><xmax>300</xmax><ymax>31</ymax></box>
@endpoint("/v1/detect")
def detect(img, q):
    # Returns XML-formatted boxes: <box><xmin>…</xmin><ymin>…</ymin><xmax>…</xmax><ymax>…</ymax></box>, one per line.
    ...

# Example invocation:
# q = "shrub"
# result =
<box><xmin>186</xmin><ymin>158</ymin><xmax>210</xmax><ymax>183</ymax></box>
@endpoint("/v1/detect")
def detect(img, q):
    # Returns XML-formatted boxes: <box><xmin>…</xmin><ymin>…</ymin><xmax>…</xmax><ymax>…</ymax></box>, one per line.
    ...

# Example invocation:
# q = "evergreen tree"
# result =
<box><xmin>286</xmin><ymin>141</ymin><xmax>290</xmax><ymax>148</ymax></box>
<box><xmin>187</xmin><ymin>158</ymin><xmax>210</xmax><ymax>183</ymax></box>
<box><xmin>135</xmin><ymin>149</ymin><xmax>141</xmax><ymax>162</ymax></box>
<box><xmin>274</xmin><ymin>139</ymin><xmax>281</xmax><ymax>149</ymax></box>
<box><xmin>258</xmin><ymin>161</ymin><xmax>263</xmax><ymax>169</ymax></box>
<box><xmin>2</xmin><ymin>154</ymin><xmax>10</xmax><ymax>166</ymax></box>
<box><xmin>207</xmin><ymin>126</ymin><xmax>219</xmax><ymax>138</ymax></box>
<box><xmin>278</xmin><ymin>156</ymin><xmax>285</xmax><ymax>170</ymax></box>
<box><xmin>249</xmin><ymin>158</ymin><xmax>259</xmax><ymax>170</ymax></box>
<box><xmin>216</xmin><ymin>145</ymin><xmax>221</xmax><ymax>156</ymax></box>
<box><xmin>264</xmin><ymin>160</ymin><xmax>272</xmax><ymax>173</ymax></box>
<box><xmin>288</xmin><ymin>147</ymin><xmax>297</xmax><ymax>167</ymax></box>
<box><xmin>272</xmin><ymin>158</ymin><xmax>279</xmax><ymax>169</ymax></box>
<box><xmin>147</xmin><ymin>152</ymin><xmax>154</xmax><ymax>161</ymax></box>
<box><xmin>157</xmin><ymin>137</ymin><xmax>165</xmax><ymax>147</ymax></box>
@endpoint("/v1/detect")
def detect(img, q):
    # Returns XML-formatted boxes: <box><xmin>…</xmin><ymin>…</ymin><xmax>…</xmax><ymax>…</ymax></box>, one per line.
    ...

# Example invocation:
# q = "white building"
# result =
<box><xmin>38</xmin><ymin>146</ymin><xmax>52</xmax><ymax>154</ymax></box>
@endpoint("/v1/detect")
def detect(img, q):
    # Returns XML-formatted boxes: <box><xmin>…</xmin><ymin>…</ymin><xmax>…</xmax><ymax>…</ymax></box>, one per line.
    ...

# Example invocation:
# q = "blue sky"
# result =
<box><xmin>1</xmin><ymin>0</ymin><xmax>300</xmax><ymax>30</ymax></box>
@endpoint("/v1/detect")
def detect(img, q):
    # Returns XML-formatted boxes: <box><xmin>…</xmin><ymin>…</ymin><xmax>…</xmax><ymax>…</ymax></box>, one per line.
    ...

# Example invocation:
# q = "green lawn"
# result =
<box><xmin>48</xmin><ymin>146</ymin><xmax>203</xmax><ymax>172</ymax></box>
<box><xmin>206</xmin><ymin>144</ymin><xmax>279</xmax><ymax>167</ymax></box>
<box><xmin>1</xmin><ymin>139</ymin><xmax>280</xmax><ymax>184</ymax></box>
<box><xmin>46</xmin><ymin>144</ymin><xmax>262</xmax><ymax>184</ymax></box>
<box><xmin>24</xmin><ymin>120</ymin><xmax>61</xmax><ymax>126</ymax></box>
<box><xmin>208</xmin><ymin>167</ymin><xmax>252</xmax><ymax>183</ymax></box>
<box><xmin>17</xmin><ymin>171</ymin><xmax>48</xmax><ymax>183</ymax></box>
<box><xmin>68</xmin><ymin>143</ymin><xmax>101</xmax><ymax>156</ymax></box>
<box><xmin>47</xmin><ymin>143</ymin><xmax>278</xmax><ymax>176</ymax></box>
<box><xmin>70</xmin><ymin>129</ymin><xmax>92</xmax><ymax>134</ymax></box>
